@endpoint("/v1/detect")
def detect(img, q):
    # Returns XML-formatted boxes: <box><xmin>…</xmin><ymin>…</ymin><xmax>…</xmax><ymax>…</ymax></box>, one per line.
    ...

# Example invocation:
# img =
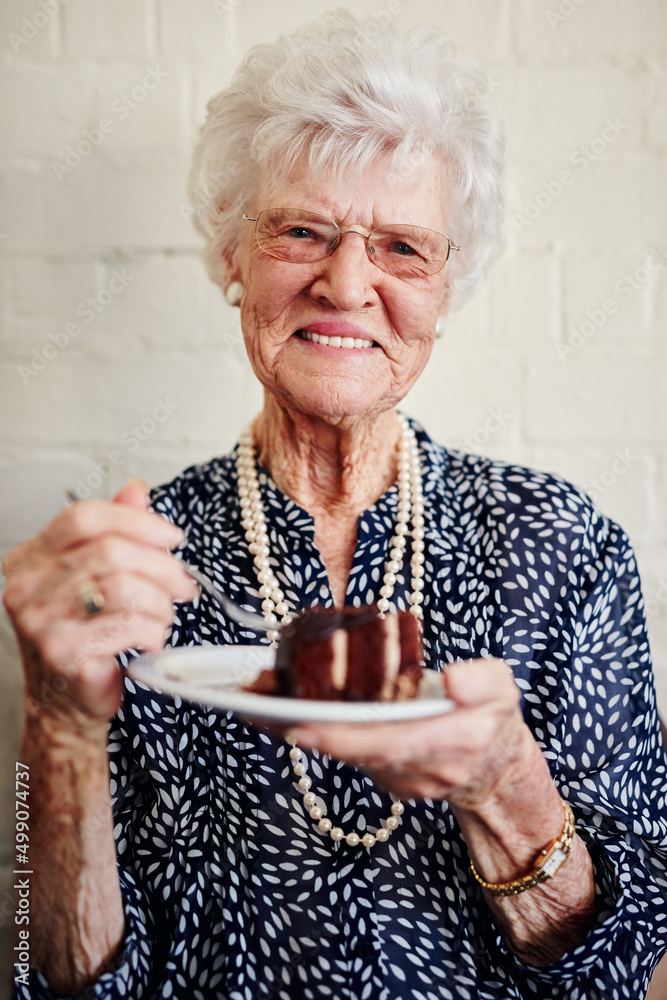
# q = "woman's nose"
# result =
<box><xmin>309</xmin><ymin>231</ymin><xmax>380</xmax><ymax>311</ymax></box>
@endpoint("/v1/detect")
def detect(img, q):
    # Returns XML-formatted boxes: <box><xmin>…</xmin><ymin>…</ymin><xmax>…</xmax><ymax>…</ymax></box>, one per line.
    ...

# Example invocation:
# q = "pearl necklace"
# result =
<box><xmin>288</xmin><ymin>740</ymin><xmax>404</xmax><ymax>847</ymax></box>
<box><xmin>236</xmin><ymin>414</ymin><xmax>425</xmax><ymax>637</ymax></box>
<box><xmin>235</xmin><ymin>414</ymin><xmax>425</xmax><ymax>848</ymax></box>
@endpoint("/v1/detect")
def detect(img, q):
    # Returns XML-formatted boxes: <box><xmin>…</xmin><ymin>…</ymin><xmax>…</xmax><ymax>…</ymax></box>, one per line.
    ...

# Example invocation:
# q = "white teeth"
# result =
<box><xmin>301</xmin><ymin>330</ymin><xmax>374</xmax><ymax>349</ymax></box>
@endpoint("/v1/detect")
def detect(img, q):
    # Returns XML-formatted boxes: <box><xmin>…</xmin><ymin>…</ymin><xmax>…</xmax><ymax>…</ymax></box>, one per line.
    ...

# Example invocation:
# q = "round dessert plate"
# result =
<box><xmin>128</xmin><ymin>645</ymin><xmax>455</xmax><ymax>724</ymax></box>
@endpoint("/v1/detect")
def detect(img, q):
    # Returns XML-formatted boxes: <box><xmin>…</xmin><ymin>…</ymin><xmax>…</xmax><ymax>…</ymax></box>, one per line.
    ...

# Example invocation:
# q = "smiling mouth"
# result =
<box><xmin>297</xmin><ymin>330</ymin><xmax>376</xmax><ymax>349</ymax></box>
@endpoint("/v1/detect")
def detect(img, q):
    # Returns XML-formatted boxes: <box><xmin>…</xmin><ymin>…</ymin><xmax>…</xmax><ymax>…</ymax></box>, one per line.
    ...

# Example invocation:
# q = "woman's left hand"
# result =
<box><xmin>287</xmin><ymin>658</ymin><xmax>537</xmax><ymax>807</ymax></box>
<box><xmin>287</xmin><ymin>657</ymin><xmax>596</xmax><ymax>966</ymax></box>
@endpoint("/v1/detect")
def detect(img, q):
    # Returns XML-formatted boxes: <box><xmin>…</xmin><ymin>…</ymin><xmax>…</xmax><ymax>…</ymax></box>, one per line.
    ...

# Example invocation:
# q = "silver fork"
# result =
<box><xmin>64</xmin><ymin>491</ymin><xmax>274</xmax><ymax>634</ymax></box>
<box><xmin>179</xmin><ymin>561</ymin><xmax>275</xmax><ymax>634</ymax></box>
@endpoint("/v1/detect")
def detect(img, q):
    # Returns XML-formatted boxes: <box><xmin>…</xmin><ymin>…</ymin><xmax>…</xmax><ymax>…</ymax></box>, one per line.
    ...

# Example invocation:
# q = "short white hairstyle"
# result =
<box><xmin>187</xmin><ymin>8</ymin><xmax>504</xmax><ymax>311</ymax></box>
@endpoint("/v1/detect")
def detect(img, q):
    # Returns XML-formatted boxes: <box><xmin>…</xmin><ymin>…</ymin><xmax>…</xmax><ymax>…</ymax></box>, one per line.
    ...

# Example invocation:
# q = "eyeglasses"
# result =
<box><xmin>243</xmin><ymin>208</ymin><xmax>460</xmax><ymax>279</ymax></box>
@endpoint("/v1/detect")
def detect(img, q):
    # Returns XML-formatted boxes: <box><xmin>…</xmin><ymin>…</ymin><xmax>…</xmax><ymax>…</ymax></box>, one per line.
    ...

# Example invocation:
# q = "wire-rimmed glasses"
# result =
<box><xmin>243</xmin><ymin>208</ymin><xmax>460</xmax><ymax>279</ymax></box>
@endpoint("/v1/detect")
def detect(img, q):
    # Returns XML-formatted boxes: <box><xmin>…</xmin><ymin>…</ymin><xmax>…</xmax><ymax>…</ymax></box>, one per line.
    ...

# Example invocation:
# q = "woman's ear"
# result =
<box><xmin>224</xmin><ymin>280</ymin><xmax>244</xmax><ymax>307</ymax></box>
<box><xmin>222</xmin><ymin>224</ymin><xmax>251</xmax><ymax>289</ymax></box>
<box><xmin>437</xmin><ymin>272</ymin><xmax>453</xmax><ymax>315</ymax></box>
<box><xmin>220</xmin><ymin>248</ymin><xmax>246</xmax><ymax>307</ymax></box>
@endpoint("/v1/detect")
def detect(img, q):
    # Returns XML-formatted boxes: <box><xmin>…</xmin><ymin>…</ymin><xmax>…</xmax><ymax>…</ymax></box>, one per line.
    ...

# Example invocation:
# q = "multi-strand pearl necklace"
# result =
<box><xmin>288</xmin><ymin>740</ymin><xmax>405</xmax><ymax>848</ymax></box>
<box><xmin>236</xmin><ymin>414</ymin><xmax>425</xmax><ymax>635</ymax></box>
<box><xmin>235</xmin><ymin>414</ymin><xmax>425</xmax><ymax>848</ymax></box>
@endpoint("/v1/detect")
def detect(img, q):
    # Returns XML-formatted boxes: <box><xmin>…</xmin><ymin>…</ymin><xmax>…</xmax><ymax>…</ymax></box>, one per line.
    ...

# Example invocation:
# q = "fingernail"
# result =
<box><xmin>287</xmin><ymin>727</ymin><xmax>314</xmax><ymax>748</ymax></box>
<box><xmin>159</xmin><ymin>524</ymin><xmax>186</xmax><ymax>550</ymax></box>
<box><xmin>159</xmin><ymin>522</ymin><xmax>185</xmax><ymax>545</ymax></box>
<box><xmin>127</xmin><ymin>476</ymin><xmax>150</xmax><ymax>491</ymax></box>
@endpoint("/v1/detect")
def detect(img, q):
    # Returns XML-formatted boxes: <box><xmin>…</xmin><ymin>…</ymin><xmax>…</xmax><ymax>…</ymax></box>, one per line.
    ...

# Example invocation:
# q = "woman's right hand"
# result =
<box><xmin>2</xmin><ymin>480</ymin><xmax>196</xmax><ymax>735</ymax></box>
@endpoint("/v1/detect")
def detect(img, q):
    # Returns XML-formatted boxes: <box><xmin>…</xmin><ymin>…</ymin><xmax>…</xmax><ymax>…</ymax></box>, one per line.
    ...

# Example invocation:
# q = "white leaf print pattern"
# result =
<box><xmin>22</xmin><ymin>418</ymin><xmax>667</xmax><ymax>1000</ymax></box>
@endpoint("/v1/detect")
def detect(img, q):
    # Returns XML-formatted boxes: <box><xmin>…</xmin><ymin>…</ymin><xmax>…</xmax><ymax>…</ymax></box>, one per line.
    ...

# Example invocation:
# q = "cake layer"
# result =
<box><xmin>274</xmin><ymin>605</ymin><xmax>423</xmax><ymax>701</ymax></box>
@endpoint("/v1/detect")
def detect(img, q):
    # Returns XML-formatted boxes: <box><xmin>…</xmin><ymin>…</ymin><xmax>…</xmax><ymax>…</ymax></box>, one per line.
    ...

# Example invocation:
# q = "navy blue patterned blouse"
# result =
<box><xmin>23</xmin><ymin>419</ymin><xmax>667</xmax><ymax>1000</ymax></box>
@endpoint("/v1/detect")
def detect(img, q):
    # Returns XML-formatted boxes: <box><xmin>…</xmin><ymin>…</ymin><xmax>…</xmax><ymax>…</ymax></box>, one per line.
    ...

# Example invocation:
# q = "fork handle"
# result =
<box><xmin>179</xmin><ymin>561</ymin><xmax>274</xmax><ymax>633</ymax></box>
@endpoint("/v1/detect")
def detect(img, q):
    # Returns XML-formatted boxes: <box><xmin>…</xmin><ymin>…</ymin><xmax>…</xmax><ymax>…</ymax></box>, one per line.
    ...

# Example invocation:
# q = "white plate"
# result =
<box><xmin>128</xmin><ymin>645</ymin><xmax>454</xmax><ymax>724</ymax></box>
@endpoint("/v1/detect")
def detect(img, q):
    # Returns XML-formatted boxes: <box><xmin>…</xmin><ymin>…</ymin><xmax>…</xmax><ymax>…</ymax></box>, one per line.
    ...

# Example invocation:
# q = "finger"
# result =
<box><xmin>37</xmin><ymin>610</ymin><xmax>171</xmax><ymax>669</ymax></box>
<box><xmin>443</xmin><ymin>658</ymin><xmax>520</xmax><ymax>708</ymax></box>
<box><xmin>113</xmin><ymin>477</ymin><xmax>151</xmax><ymax>510</ymax></box>
<box><xmin>288</xmin><ymin>691</ymin><xmax>523</xmax><ymax>768</ymax></box>
<box><xmin>3</xmin><ymin>478</ymin><xmax>158</xmax><ymax>578</ymax></box>
<box><xmin>78</xmin><ymin>570</ymin><xmax>177</xmax><ymax>623</ymax></box>
<box><xmin>13</xmin><ymin>567</ymin><xmax>178</xmax><ymax>638</ymax></box>
<box><xmin>364</xmin><ymin>767</ymin><xmax>453</xmax><ymax>801</ymax></box>
<box><xmin>5</xmin><ymin>541</ymin><xmax>197</xmax><ymax>619</ymax></box>
<box><xmin>4</xmin><ymin>500</ymin><xmax>184</xmax><ymax>574</ymax></box>
<box><xmin>56</xmin><ymin>537</ymin><xmax>196</xmax><ymax>599</ymax></box>
<box><xmin>289</xmin><ymin>710</ymin><xmax>465</xmax><ymax>765</ymax></box>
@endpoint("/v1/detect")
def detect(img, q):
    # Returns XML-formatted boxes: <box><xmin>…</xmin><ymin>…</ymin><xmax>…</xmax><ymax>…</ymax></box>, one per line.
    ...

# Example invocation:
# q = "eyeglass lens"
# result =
<box><xmin>253</xmin><ymin>209</ymin><xmax>452</xmax><ymax>277</ymax></box>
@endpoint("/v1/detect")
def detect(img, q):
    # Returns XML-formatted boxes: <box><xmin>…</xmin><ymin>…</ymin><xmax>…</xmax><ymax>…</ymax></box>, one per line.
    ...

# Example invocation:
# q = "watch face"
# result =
<box><xmin>541</xmin><ymin>847</ymin><xmax>567</xmax><ymax>877</ymax></box>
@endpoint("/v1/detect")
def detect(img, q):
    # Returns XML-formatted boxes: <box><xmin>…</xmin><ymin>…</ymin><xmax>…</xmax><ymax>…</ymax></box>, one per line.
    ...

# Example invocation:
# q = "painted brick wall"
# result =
<box><xmin>1</xmin><ymin>0</ymin><xmax>666</xmax><ymax>987</ymax></box>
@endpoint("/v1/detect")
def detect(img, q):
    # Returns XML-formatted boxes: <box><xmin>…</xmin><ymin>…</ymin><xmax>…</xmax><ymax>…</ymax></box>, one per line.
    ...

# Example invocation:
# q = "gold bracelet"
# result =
<box><xmin>469</xmin><ymin>800</ymin><xmax>575</xmax><ymax>897</ymax></box>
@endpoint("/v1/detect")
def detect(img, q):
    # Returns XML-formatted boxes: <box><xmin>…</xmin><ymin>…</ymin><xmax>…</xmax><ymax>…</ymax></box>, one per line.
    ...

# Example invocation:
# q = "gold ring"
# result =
<box><xmin>77</xmin><ymin>580</ymin><xmax>106</xmax><ymax>617</ymax></box>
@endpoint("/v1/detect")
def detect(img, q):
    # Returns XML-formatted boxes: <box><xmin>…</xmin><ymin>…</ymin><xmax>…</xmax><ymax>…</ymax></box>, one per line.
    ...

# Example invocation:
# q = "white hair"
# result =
<box><xmin>187</xmin><ymin>8</ymin><xmax>504</xmax><ymax>311</ymax></box>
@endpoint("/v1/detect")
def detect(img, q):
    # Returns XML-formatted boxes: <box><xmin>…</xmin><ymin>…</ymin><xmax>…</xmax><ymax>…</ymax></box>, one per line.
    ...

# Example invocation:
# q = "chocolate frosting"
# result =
<box><xmin>280</xmin><ymin>605</ymin><xmax>380</xmax><ymax>642</ymax></box>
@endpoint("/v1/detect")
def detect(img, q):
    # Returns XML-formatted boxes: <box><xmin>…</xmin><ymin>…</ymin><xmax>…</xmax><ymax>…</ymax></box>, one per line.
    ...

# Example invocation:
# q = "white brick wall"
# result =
<box><xmin>61</xmin><ymin>0</ymin><xmax>154</xmax><ymax>60</ymax></box>
<box><xmin>1</xmin><ymin>0</ymin><xmax>666</xmax><ymax>987</ymax></box>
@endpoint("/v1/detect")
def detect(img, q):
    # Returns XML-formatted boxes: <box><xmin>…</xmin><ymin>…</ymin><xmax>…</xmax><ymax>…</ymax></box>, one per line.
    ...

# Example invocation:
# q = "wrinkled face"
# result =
<box><xmin>230</xmin><ymin>157</ymin><xmax>452</xmax><ymax>424</ymax></box>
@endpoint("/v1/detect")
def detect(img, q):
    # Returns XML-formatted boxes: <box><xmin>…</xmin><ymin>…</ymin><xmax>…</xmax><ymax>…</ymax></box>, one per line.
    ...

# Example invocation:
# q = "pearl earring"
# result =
<box><xmin>225</xmin><ymin>281</ymin><xmax>244</xmax><ymax>306</ymax></box>
<box><xmin>435</xmin><ymin>317</ymin><xmax>443</xmax><ymax>339</ymax></box>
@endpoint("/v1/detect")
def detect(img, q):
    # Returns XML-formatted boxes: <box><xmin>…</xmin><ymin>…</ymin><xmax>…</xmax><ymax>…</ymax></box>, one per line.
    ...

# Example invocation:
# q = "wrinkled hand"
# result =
<box><xmin>288</xmin><ymin>658</ymin><xmax>532</xmax><ymax>807</ymax></box>
<box><xmin>2</xmin><ymin>481</ymin><xmax>195</xmax><ymax>733</ymax></box>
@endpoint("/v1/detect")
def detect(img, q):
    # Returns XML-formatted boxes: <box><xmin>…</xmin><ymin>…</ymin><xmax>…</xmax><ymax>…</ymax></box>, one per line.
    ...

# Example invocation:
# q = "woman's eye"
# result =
<box><xmin>391</xmin><ymin>241</ymin><xmax>419</xmax><ymax>257</ymax></box>
<box><xmin>287</xmin><ymin>227</ymin><xmax>315</xmax><ymax>239</ymax></box>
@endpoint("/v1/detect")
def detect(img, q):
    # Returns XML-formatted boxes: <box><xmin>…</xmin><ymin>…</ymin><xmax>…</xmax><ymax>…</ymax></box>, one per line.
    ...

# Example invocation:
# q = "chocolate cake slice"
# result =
<box><xmin>273</xmin><ymin>605</ymin><xmax>423</xmax><ymax>701</ymax></box>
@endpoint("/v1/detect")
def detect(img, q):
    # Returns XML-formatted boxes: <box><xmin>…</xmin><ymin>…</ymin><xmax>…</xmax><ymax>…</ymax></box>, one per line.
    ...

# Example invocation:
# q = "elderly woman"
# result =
<box><xmin>5</xmin><ymin>11</ymin><xmax>667</xmax><ymax>1000</ymax></box>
